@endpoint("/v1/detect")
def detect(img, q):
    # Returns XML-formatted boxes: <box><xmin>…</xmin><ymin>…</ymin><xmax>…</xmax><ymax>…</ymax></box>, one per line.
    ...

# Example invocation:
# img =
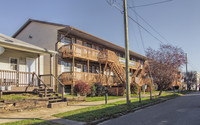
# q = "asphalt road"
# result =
<box><xmin>99</xmin><ymin>91</ymin><xmax>200</xmax><ymax>125</ymax></box>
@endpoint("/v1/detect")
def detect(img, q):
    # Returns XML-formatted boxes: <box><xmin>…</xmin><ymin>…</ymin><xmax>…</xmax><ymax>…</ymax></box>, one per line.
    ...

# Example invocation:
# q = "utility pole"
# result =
<box><xmin>186</xmin><ymin>53</ymin><xmax>188</xmax><ymax>90</ymax></box>
<box><xmin>186</xmin><ymin>53</ymin><xmax>188</xmax><ymax>73</ymax></box>
<box><xmin>123</xmin><ymin>0</ymin><xmax>131</xmax><ymax>105</ymax></box>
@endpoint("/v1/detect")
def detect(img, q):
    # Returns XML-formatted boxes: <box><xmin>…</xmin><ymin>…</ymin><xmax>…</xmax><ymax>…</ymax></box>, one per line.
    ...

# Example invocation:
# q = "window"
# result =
<box><xmin>76</xmin><ymin>64</ymin><xmax>82</xmax><ymax>72</ymax></box>
<box><xmin>87</xmin><ymin>43</ymin><xmax>92</xmax><ymax>48</ymax></box>
<box><xmin>10</xmin><ymin>58</ymin><xmax>18</xmax><ymax>71</ymax></box>
<box><xmin>76</xmin><ymin>39</ymin><xmax>82</xmax><ymax>45</ymax></box>
<box><xmin>61</xmin><ymin>61</ymin><xmax>72</xmax><ymax>72</ymax></box>
<box><xmin>60</xmin><ymin>34</ymin><xmax>71</xmax><ymax>45</ymax></box>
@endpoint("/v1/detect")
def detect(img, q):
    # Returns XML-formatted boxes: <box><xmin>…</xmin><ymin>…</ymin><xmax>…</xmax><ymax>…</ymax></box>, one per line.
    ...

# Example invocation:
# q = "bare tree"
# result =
<box><xmin>183</xmin><ymin>71</ymin><xmax>197</xmax><ymax>90</ymax></box>
<box><xmin>146</xmin><ymin>44</ymin><xmax>186</xmax><ymax>95</ymax></box>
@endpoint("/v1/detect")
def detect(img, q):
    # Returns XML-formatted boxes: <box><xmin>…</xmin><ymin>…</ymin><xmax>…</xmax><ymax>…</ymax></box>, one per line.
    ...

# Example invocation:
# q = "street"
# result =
<box><xmin>99</xmin><ymin>91</ymin><xmax>200</xmax><ymax>125</ymax></box>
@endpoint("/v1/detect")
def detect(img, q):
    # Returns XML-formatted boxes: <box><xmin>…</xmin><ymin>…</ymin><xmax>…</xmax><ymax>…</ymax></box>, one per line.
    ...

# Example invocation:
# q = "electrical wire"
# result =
<box><xmin>106</xmin><ymin>0</ymin><xmax>164</xmax><ymax>44</ymax></box>
<box><xmin>131</xmin><ymin>0</ymin><xmax>146</xmax><ymax>51</ymax></box>
<box><xmin>130</xmin><ymin>0</ymin><xmax>173</xmax><ymax>8</ymax></box>
<box><xmin>127</xmin><ymin>3</ymin><xmax>171</xmax><ymax>44</ymax></box>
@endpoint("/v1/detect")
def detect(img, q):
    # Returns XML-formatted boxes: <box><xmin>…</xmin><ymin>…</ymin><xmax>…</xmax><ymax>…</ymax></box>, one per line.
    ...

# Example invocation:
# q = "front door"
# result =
<box><xmin>26</xmin><ymin>58</ymin><xmax>36</xmax><ymax>85</ymax></box>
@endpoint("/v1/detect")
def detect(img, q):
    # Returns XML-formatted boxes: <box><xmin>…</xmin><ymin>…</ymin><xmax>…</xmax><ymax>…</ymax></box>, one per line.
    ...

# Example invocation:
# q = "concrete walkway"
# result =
<box><xmin>0</xmin><ymin>93</ymin><xmax>154</xmax><ymax>125</ymax></box>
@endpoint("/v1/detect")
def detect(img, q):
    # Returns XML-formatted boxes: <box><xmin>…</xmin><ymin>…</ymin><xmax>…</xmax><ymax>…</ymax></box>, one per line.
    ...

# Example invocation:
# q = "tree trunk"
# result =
<box><xmin>158</xmin><ymin>90</ymin><xmax>162</xmax><ymax>96</ymax></box>
<box><xmin>139</xmin><ymin>87</ymin><xmax>141</xmax><ymax>103</ymax></box>
<box><xmin>150</xmin><ymin>90</ymin><xmax>152</xmax><ymax>100</ymax></box>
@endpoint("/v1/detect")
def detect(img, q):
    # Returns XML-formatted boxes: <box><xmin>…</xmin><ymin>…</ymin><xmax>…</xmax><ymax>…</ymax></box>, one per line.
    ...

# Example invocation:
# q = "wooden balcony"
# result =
<box><xmin>62</xmin><ymin>43</ymin><xmax>100</xmax><ymax>61</ymax></box>
<box><xmin>62</xmin><ymin>72</ymin><xmax>122</xmax><ymax>85</ymax></box>
<box><xmin>98</xmin><ymin>50</ymin><xmax>141</xmax><ymax>70</ymax></box>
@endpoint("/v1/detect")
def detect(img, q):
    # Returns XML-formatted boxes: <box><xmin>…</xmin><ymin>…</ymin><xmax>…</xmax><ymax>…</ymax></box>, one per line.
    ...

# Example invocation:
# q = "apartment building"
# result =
<box><xmin>13</xmin><ymin>19</ymin><xmax>148</xmax><ymax>94</ymax></box>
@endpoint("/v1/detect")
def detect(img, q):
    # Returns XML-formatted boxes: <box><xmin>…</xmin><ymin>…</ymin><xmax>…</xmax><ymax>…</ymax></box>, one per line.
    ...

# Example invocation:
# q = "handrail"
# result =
<box><xmin>40</xmin><ymin>74</ymin><xmax>65</xmax><ymax>99</ymax></box>
<box><xmin>33</xmin><ymin>72</ymin><xmax>50</xmax><ymax>90</ymax></box>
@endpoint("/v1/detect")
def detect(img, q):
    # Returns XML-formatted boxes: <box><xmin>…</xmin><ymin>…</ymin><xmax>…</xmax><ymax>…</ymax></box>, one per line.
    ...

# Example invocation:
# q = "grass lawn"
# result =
<box><xmin>85</xmin><ymin>96</ymin><xmax>123</xmax><ymax>102</ymax></box>
<box><xmin>63</xmin><ymin>94</ymin><xmax>123</xmax><ymax>102</ymax></box>
<box><xmin>53</xmin><ymin>92</ymin><xmax>181</xmax><ymax>122</ymax></box>
<box><xmin>0</xmin><ymin>118</ymin><xmax>61</xmax><ymax>125</ymax></box>
<box><xmin>0</xmin><ymin>93</ymin><xmax>39</xmax><ymax>101</ymax></box>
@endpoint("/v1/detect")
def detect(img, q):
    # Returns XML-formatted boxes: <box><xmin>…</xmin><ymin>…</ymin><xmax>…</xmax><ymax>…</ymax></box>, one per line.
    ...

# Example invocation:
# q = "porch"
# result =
<box><xmin>0</xmin><ymin>70</ymin><xmax>53</xmax><ymax>93</ymax></box>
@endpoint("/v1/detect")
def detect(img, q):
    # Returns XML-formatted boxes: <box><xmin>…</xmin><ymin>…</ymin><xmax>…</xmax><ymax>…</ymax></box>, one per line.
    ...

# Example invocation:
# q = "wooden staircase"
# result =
<box><xmin>98</xmin><ymin>49</ymin><xmax>151</xmax><ymax>87</ymax></box>
<box><xmin>33</xmin><ymin>73</ymin><xmax>67</xmax><ymax>108</ymax></box>
<box><xmin>132</xmin><ymin>61</ymin><xmax>151</xmax><ymax>86</ymax></box>
<box><xmin>98</xmin><ymin>50</ymin><xmax>126</xmax><ymax>85</ymax></box>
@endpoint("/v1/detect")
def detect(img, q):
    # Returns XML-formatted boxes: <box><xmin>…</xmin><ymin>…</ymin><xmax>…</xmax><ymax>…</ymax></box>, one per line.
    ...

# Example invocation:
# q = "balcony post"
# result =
<box><xmin>87</xmin><ymin>60</ymin><xmax>89</xmax><ymax>73</ymax></box>
<box><xmin>72</xmin><ymin>56</ymin><xmax>75</xmax><ymax>94</ymax></box>
<box><xmin>99</xmin><ymin>63</ymin><xmax>102</xmax><ymax>82</ymax></box>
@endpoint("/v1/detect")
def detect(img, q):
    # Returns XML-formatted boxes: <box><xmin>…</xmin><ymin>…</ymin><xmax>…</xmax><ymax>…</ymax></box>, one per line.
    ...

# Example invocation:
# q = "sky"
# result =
<box><xmin>0</xmin><ymin>0</ymin><xmax>200</xmax><ymax>72</ymax></box>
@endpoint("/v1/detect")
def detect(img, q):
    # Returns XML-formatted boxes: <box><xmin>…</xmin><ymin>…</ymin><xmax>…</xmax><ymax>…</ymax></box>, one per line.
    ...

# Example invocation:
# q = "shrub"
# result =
<box><xmin>74</xmin><ymin>81</ymin><xmax>91</xmax><ymax>96</ymax></box>
<box><xmin>174</xmin><ymin>86</ymin><xmax>179</xmax><ymax>90</ymax></box>
<box><xmin>90</xmin><ymin>84</ymin><xmax>96</xmax><ymax>97</ymax></box>
<box><xmin>94</xmin><ymin>82</ymin><xmax>105</xmax><ymax>96</ymax></box>
<box><xmin>131</xmin><ymin>83</ymin><xmax>139</xmax><ymax>94</ymax></box>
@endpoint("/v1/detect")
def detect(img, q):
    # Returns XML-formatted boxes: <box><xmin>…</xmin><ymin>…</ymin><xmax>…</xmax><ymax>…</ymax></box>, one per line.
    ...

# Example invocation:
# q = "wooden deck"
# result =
<box><xmin>62</xmin><ymin>43</ymin><xmax>99</xmax><ymax>61</ymax></box>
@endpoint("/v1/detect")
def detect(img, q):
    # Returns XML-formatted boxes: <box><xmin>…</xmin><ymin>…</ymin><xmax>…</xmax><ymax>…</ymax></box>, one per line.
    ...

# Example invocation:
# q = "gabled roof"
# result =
<box><xmin>0</xmin><ymin>33</ymin><xmax>57</xmax><ymax>55</ymax></box>
<box><xmin>13</xmin><ymin>19</ymin><xmax>146</xmax><ymax>60</ymax></box>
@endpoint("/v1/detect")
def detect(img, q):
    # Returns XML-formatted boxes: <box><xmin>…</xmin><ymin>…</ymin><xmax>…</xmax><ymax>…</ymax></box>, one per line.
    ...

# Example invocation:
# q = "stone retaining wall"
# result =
<box><xmin>0</xmin><ymin>98</ymin><xmax>49</xmax><ymax>112</ymax></box>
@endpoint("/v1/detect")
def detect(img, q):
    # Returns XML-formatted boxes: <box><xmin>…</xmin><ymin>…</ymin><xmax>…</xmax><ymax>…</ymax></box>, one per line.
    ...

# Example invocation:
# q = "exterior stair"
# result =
<box><xmin>0</xmin><ymin>101</ymin><xmax>5</xmax><ymax>109</ymax></box>
<box><xmin>98</xmin><ymin>49</ymin><xmax>151</xmax><ymax>87</ymax></box>
<box><xmin>98</xmin><ymin>50</ymin><xmax>126</xmax><ymax>85</ymax></box>
<box><xmin>34</xmin><ymin>86</ymin><xmax>67</xmax><ymax>108</ymax></box>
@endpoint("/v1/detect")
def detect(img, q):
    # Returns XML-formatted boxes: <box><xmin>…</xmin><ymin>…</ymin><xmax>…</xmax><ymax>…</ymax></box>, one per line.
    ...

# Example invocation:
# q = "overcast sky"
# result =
<box><xmin>0</xmin><ymin>0</ymin><xmax>199</xmax><ymax>72</ymax></box>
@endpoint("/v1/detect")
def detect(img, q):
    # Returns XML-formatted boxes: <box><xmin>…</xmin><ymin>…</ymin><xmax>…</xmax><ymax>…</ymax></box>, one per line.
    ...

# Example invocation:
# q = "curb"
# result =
<box><xmin>87</xmin><ymin>96</ymin><xmax>178</xmax><ymax>125</ymax></box>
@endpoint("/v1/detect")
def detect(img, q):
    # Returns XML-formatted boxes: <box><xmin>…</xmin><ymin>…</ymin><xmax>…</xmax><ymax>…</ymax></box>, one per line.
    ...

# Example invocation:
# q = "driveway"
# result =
<box><xmin>99</xmin><ymin>91</ymin><xmax>200</xmax><ymax>125</ymax></box>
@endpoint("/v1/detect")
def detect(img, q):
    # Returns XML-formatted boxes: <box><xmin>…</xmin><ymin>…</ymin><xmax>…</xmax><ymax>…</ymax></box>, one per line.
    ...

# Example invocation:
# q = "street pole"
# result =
<box><xmin>186</xmin><ymin>53</ymin><xmax>188</xmax><ymax>90</ymax></box>
<box><xmin>123</xmin><ymin>0</ymin><xmax>131</xmax><ymax>105</ymax></box>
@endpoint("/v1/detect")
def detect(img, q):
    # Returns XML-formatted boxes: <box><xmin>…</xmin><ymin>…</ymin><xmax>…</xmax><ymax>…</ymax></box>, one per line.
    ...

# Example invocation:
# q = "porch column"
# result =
<box><xmin>38</xmin><ymin>54</ymin><xmax>40</xmax><ymax>86</ymax></box>
<box><xmin>50</xmin><ymin>54</ymin><xmax>53</xmax><ymax>87</ymax></box>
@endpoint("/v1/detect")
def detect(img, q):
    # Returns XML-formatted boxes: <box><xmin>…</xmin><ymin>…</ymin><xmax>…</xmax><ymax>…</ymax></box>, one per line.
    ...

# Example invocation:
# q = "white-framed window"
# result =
<box><xmin>60</xmin><ymin>34</ymin><xmax>71</xmax><ymax>45</ymax></box>
<box><xmin>9</xmin><ymin>57</ymin><xmax>19</xmax><ymax>71</ymax></box>
<box><xmin>76</xmin><ymin>64</ymin><xmax>82</xmax><ymax>72</ymax></box>
<box><xmin>61</xmin><ymin>61</ymin><xmax>72</xmax><ymax>72</ymax></box>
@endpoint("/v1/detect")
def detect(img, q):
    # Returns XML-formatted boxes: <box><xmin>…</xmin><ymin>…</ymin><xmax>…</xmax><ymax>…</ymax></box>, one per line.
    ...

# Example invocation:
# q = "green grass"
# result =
<box><xmin>53</xmin><ymin>92</ymin><xmax>180</xmax><ymax>122</ymax></box>
<box><xmin>131</xmin><ymin>91</ymin><xmax>160</xmax><ymax>96</ymax></box>
<box><xmin>85</xmin><ymin>96</ymin><xmax>122</xmax><ymax>102</ymax></box>
<box><xmin>0</xmin><ymin>118</ymin><xmax>61</xmax><ymax>125</ymax></box>
<box><xmin>0</xmin><ymin>93</ymin><xmax>39</xmax><ymax>101</ymax></box>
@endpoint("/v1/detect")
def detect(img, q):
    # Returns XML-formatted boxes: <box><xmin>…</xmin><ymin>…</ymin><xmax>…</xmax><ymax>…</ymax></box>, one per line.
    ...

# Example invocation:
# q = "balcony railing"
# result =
<box><xmin>0</xmin><ymin>70</ymin><xmax>36</xmax><ymax>87</ymax></box>
<box><xmin>62</xmin><ymin>43</ymin><xmax>100</xmax><ymax>61</ymax></box>
<box><xmin>62</xmin><ymin>72</ymin><xmax>122</xmax><ymax>85</ymax></box>
<box><xmin>62</xmin><ymin>72</ymin><xmax>100</xmax><ymax>85</ymax></box>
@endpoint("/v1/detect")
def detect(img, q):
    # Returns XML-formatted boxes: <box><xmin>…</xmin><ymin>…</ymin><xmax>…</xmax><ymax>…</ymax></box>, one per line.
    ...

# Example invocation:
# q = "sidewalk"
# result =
<box><xmin>0</xmin><ymin>94</ymin><xmax>154</xmax><ymax>125</ymax></box>
<box><xmin>0</xmin><ymin>98</ymin><xmax>126</xmax><ymax>124</ymax></box>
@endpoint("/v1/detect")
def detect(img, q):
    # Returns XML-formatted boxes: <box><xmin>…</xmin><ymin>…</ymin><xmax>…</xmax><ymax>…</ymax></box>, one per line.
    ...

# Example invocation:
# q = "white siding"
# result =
<box><xmin>0</xmin><ymin>48</ymin><xmax>38</xmax><ymax>72</ymax></box>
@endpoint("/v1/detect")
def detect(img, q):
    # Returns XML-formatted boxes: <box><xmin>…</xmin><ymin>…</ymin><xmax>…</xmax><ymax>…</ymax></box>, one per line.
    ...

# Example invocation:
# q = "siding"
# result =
<box><xmin>15</xmin><ymin>22</ymin><xmax>64</xmax><ymax>77</ymax></box>
<box><xmin>0</xmin><ymin>48</ymin><xmax>38</xmax><ymax>72</ymax></box>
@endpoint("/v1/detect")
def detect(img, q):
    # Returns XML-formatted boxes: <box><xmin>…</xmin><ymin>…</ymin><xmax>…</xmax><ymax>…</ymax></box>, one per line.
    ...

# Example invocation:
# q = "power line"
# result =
<box><xmin>129</xmin><ymin>0</ymin><xmax>173</xmax><ymax>8</ymax></box>
<box><xmin>131</xmin><ymin>0</ymin><xmax>146</xmax><ymax>52</ymax></box>
<box><xmin>127</xmin><ymin>3</ymin><xmax>171</xmax><ymax>44</ymax></box>
<box><xmin>106</xmin><ymin>0</ymin><xmax>164</xmax><ymax>44</ymax></box>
